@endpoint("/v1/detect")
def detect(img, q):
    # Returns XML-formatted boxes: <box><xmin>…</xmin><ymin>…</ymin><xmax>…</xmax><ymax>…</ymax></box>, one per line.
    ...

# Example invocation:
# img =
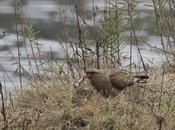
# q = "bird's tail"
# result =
<box><xmin>133</xmin><ymin>71</ymin><xmax>149</xmax><ymax>83</ymax></box>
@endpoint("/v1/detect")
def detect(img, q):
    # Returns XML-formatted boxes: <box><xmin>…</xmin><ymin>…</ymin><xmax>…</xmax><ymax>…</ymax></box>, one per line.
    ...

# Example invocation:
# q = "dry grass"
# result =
<box><xmin>1</xmin><ymin>69</ymin><xmax>175</xmax><ymax>130</ymax></box>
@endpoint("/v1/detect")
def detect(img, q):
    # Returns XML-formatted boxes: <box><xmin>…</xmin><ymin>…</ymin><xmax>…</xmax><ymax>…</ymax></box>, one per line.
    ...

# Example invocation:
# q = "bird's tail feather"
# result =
<box><xmin>133</xmin><ymin>71</ymin><xmax>149</xmax><ymax>83</ymax></box>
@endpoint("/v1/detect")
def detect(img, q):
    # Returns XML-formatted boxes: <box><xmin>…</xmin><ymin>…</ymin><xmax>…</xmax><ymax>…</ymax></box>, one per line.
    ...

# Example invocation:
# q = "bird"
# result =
<box><xmin>86</xmin><ymin>68</ymin><xmax>148</xmax><ymax>97</ymax></box>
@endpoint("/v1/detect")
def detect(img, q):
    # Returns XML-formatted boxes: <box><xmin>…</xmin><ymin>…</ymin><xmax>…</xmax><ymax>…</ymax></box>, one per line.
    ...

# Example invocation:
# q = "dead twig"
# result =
<box><xmin>0</xmin><ymin>82</ymin><xmax>7</xmax><ymax>127</ymax></box>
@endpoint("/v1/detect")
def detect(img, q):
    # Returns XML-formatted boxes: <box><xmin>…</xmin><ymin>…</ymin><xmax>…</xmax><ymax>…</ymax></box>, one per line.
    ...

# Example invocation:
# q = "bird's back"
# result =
<box><xmin>107</xmin><ymin>69</ymin><xmax>135</xmax><ymax>90</ymax></box>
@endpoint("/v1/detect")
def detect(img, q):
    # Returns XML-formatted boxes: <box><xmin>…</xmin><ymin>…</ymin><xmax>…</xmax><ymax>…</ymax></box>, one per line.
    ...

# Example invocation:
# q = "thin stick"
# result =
<box><xmin>92</xmin><ymin>0</ymin><xmax>100</xmax><ymax>69</ymax></box>
<box><xmin>0</xmin><ymin>82</ymin><xmax>7</xmax><ymax>126</ymax></box>
<box><xmin>14</xmin><ymin>0</ymin><xmax>22</xmax><ymax>89</ymax></box>
<box><xmin>158</xmin><ymin>66</ymin><xmax>164</xmax><ymax>112</ymax></box>
<box><xmin>127</xmin><ymin>0</ymin><xmax>147</xmax><ymax>72</ymax></box>
<box><xmin>75</xmin><ymin>5</ymin><xmax>86</xmax><ymax>71</ymax></box>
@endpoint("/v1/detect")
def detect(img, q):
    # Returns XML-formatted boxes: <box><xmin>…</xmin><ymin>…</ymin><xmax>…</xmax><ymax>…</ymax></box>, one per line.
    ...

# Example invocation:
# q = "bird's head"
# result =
<box><xmin>85</xmin><ymin>68</ymin><xmax>100</xmax><ymax>80</ymax></box>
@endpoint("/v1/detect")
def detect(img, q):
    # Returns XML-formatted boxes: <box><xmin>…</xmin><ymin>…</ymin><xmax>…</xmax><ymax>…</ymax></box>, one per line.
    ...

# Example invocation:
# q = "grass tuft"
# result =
<box><xmin>1</xmin><ymin>70</ymin><xmax>175</xmax><ymax>130</ymax></box>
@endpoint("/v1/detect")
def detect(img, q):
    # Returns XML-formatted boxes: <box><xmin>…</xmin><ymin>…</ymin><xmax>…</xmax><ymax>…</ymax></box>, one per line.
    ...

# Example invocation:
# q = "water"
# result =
<box><xmin>0</xmin><ymin>0</ymin><xmax>165</xmax><ymax>88</ymax></box>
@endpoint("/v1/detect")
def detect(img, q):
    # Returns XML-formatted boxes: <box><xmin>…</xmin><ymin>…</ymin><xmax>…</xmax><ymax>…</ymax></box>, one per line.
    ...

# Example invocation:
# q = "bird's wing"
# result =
<box><xmin>109</xmin><ymin>69</ymin><xmax>134</xmax><ymax>90</ymax></box>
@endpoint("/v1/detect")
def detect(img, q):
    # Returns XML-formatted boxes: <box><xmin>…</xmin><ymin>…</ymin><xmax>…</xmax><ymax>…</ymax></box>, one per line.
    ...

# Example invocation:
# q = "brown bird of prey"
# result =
<box><xmin>86</xmin><ymin>68</ymin><xmax>148</xmax><ymax>97</ymax></box>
